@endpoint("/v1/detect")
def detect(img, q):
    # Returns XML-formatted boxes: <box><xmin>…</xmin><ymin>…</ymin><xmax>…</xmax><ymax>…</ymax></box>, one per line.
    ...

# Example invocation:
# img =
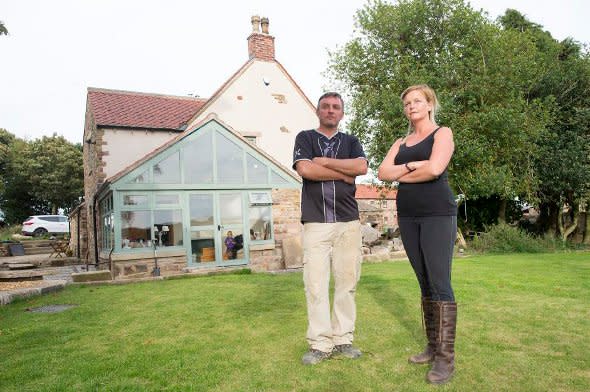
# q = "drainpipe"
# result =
<box><xmin>109</xmin><ymin>247</ymin><xmax>115</xmax><ymax>279</ymax></box>
<box><xmin>93</xmin><ymin>193</ymin><xmax>99</xmax><ymax>267</ymax></box>
<box><xmin>76</xmin><ymin>206</ymin><xmax>81</xmax><ymax>259</ymax></box>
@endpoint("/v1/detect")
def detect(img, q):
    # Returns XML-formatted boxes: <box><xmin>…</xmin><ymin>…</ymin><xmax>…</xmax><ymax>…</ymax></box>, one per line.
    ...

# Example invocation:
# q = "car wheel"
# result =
<box><xmin>33</xmin><ymin>228</ymin><xmax>48</xmax><ymax>237</ymax></box>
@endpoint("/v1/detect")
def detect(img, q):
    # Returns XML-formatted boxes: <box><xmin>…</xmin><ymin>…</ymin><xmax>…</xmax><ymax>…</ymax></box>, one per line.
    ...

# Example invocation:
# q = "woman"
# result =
<box><xmin>378</xmin><ymin>84</ymin><xmax>458</xmax><ymax>384</ymax></box>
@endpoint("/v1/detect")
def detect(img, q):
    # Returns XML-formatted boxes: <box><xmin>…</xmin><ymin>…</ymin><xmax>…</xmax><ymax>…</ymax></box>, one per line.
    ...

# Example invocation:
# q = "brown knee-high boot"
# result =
<box><xmin>408</xmin><ymin>297</ymin><xmax>436</xmax><ymax>364</ymax></box>
<box><xmin>426</xmin><ymin>301</ymin><xmax>457</xmax><ymax>384</ymax></box>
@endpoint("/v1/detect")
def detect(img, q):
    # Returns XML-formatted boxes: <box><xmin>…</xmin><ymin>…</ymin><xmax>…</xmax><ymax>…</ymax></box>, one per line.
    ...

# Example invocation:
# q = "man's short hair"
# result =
<box><xmin>317</xmin><ymin>92</ymin><xmax>344</xmax><ymax>109</ymax></box>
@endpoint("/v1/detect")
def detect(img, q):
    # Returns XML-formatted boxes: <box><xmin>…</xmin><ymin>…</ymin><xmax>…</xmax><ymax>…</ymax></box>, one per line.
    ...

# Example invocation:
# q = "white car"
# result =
<box><xmin>22</xmin><ymin>215</ymin><xmax>69</xmax><ymax>237</ymax></box>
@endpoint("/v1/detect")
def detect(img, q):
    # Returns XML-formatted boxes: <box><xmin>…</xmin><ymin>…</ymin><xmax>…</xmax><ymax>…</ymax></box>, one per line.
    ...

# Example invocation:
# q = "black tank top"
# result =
<box><xmin>394</xmin><ymin>127</ymin><xmax>457</xmax><ymax>217</ymax></box>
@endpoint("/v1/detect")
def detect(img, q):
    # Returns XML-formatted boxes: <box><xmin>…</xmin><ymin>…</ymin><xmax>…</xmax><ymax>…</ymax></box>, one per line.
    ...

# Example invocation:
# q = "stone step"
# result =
<box><xmin>0</xmin><ymin>270</ymin><xmax>44</xmax><ymax>282</ymax></box>
<box><xmin>2</xmin><ymin>240</ymin><xmax>63</xmax><ymax>256</ymax></box>
<box><xmin>1</xmin><ymin>258</ymin><xmax>39</xmax><ymax>265</ymax></box>
<box><xmin>7</xmin><ymin>264</ymin><xmax>36</xmax><ymax>270</ymax></box>
<box><xmin>20</xmin><ymin>240</ymin><xmax>57</xmax><ymax>248</ymax></box>
<box><xmin>23</xmin><ymin>247</ymin><xmax>53</xmax><ymax>255</ymax></box>
<box><xmin>71</xmin><ymin>270</ymin><xmax>112</xmax><ymax>282</ymax></box>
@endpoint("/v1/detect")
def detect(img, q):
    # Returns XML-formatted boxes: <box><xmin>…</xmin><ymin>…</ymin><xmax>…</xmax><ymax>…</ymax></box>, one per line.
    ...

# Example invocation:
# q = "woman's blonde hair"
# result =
<box><xmin>400</xmin><ymin>84</ymin><xmax>440</xmax><ymax>132</ymax></box>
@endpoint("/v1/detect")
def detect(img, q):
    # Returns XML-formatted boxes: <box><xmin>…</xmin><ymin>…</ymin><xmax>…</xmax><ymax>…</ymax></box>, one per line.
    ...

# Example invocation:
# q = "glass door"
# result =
<box><xmin>188</xmin><ymin>193</ymin><xmax>216</xmax><ymax>265</ymax></box>
<box><xmin>218</xmin><ymin>192</ymin><xmax>245</xmax><ymax>265</ymax></box>
<box><xmin>188</xmin><ymin>192</ymin><xmax>246</xmax><ymax>267</ymax></box>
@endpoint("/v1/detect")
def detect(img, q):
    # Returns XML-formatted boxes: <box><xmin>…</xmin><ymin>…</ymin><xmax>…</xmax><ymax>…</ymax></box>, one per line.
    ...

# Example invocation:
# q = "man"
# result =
<box><xmin>293</xmin><ymin>92</ymin><xmax>368</xmax><ymax>365</ymax></box>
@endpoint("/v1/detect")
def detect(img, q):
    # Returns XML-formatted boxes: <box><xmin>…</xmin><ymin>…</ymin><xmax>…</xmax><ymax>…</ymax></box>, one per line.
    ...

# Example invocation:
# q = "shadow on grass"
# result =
<box><xmin>362</xmin><ymin>273</ymin><xmax>422</xmax><ymax>341</ymax></box>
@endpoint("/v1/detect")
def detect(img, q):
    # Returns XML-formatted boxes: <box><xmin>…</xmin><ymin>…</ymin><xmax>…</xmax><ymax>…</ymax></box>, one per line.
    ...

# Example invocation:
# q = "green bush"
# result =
<box><xmin>469</xmin><ymin>222</ymin><xmax>589</xmax><ymax>254</ymax></box>
<box><xmin>0</xmin><ymin>225</ymin><xmax>23</xmax><ymax>241</ymax></box>
<box><xmin>470</xmin><ymin>223</ymin><xmax>546</xmax><ymax>253</ymax></box>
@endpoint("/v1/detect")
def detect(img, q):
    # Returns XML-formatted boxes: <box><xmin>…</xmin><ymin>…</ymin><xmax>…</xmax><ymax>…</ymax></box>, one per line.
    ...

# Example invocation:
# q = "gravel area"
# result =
<box><xmin>0</xmin><ymin>261</ymin><xmax>92</xmax><ymax>304</ymax></box>
<box><xmin>0</xmin><ymin>280</ymin><xmax>51</xmax><ymax>292</ymax></box>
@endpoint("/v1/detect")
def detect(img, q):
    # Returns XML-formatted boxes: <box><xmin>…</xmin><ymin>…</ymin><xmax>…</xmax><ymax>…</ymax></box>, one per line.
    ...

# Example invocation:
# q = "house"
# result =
<box><xmin>71</xmin><ymin>16</ymin><xmax>320</xmax><ymax>277</ymax></box>
<box><xmin>355</xmin><ymin>184</ymin><xmax>397</xmax><ymax>233</ymax></box>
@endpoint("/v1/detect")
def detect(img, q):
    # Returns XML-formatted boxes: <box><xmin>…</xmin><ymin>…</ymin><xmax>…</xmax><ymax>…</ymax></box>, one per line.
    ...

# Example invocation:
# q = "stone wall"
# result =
<box><xmin>68</xmin><ymin>204</ymin><xmax>88</xmax><ymax>260</ymax></box>
<box><xmin>83</xmin><ymin>103</ymin><xmax>107</xmax><ymax>265</ymax></box>
<box><xmin>98</xmin><ymin>254</ymin><xmax>187</xmax><ymax>279</ymax></box>
<box><xmin>359</xmin><ymin>199</ymin><xmax>397</xmax><ymax>233</ymax></box>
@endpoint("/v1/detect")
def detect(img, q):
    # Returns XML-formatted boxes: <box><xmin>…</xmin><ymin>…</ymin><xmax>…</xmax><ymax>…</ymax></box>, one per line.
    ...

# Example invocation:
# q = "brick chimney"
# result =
<box><xmin>248</xmin><ymin>15</ymin><xmax>275</xmax><ymax>61</ymax></box>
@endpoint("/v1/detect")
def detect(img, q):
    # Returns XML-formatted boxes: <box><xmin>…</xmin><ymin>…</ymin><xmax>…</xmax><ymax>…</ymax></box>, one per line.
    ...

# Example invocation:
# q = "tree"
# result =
<box><xmin>328</xmin><ymin>0</ymin><xmax>550</xmax><ymax>226</ymax></box>
<box><xmin>0</xmin><ymin>21</ymin><xmax>7</xmax><ymax>36</ymax></box>
<box><xmin>25</xmin><ymin>134</ymin><xmax>84</xmax><ymax>214</ymax></box>
<box><xmin>0</xmin><ymin>134</ymin><xmax>84</xmax><ymax>223</ymax></box>
<box><xmin>1</xmin><ymin>137</ymin><xmax>48</xmax><ymax>223</ymax></box>
<box><xmin>0</xmin><ymin>128</ymin><xmax>16</xmax><ymax>196</ymax></box>
<box><xmin>500</xmin><ymin>9</ymin><xmax>590</xmax><ymax>241</ymax></box>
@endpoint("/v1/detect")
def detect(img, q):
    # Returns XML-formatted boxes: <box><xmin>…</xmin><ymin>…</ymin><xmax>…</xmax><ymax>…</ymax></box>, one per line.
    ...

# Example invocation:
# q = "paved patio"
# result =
<box><xmin>0</xmin><ymin>254</ymin><xmax>94</xmax><ymax>305</ymax></box>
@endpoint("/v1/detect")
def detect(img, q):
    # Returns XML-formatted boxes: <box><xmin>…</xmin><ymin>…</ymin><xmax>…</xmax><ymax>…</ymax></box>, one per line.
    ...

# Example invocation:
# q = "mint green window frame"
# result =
<box><xmin>106</xmin><ymin>120</ymin><xmax>300</xmax><ymax>256</ymax></box>
<box><xmin>99</xmin><ymin>194</ymin><xmax>114</xmax><ymax>251</ymax></box>
<box><xmin>117</xmin><ymin>192</ymin><xmax>184</xmax><ymax>251</ymax></box>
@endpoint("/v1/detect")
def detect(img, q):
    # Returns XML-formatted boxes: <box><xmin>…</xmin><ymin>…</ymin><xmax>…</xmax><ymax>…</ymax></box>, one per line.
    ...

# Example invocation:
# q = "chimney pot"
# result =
<box><xmin>251</xmin><ymin>15</ymin><xmax>261</xmax><ymax>33</ymax></box>
<box><xmin>261</xmin><ymin>17</ymin><xmax>269</xmax><ymax>34</ymax></box>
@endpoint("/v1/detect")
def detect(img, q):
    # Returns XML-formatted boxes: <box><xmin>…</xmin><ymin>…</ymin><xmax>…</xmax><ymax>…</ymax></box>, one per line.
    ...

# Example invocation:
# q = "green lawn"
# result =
<box><xmin>1</xmin><ymin>252</ymin><xmax>588</xmax><ymax>391</ymax></box>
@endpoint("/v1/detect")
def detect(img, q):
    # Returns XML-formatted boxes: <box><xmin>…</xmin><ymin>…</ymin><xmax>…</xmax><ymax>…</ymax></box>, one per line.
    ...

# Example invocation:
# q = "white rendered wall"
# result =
<box><xmin>102</xmin><ymin>128</ymin><xmax>177</xmax><ymax>178</ymax></box>
<box><xmin>188</xmin><ymin>61</ymin><xmax>319</xmax><ymax>170</ymax></box>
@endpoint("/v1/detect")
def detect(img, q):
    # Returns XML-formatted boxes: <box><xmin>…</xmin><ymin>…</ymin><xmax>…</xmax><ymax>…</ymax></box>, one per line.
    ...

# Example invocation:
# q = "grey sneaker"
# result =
<box><xmin>302</xmin><ymin>349</ymin><xmax>332</xmax><ymax>365</ymax></box>
<box><xmin>333</xmin><ymin>344</ymin><xmax>362</xmax><ymax>359</ymax></box>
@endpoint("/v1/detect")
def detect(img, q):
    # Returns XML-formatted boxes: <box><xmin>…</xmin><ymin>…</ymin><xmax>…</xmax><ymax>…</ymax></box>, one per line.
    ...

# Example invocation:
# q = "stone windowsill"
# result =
<box><xmin>100</xmin><ymin>248</ymin><xmax>186</xmax><ymax>261</ymax></box>
<box><xmin>249</xmin><ymin>242</ymin><xmax>275</xmax><ymax>251</ymax></box>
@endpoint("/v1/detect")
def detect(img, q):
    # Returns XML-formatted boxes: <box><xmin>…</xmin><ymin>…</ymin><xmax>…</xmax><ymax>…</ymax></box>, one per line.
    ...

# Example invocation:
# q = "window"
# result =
<box><xmin>244</xmin><ymin>136</ymin><xmax>257</xmax><ymax>145</ymax></box>
<box><xmin>191</xmin><ymin>230</ymin><xmax>215</xmax><ymax>263</ymax></box>
<box><xmin>249</xmin><ymin>192</ymin><xmax>272</xmax><ymax>204</ymax></box>
<box><xmin>217</xmin><ymin>134</ymin><xmax>243</xmax><ymax>184</ymax></box>
<box><xmin>271</xmin><ymin>171</ymin><xmax>290</xmax><ymax>184</ymax></box>
<box><xmin>248</xmin><ymin>191</ymin><xmax>273</xmax><ymax>242</ymax></box>
<box><xmin>183</xmin><ymin>132</ymin><xmax>213</xmax><ymax>184</ymax></box>
<box><xmin>100</xmin><ymin>195</ymin><xmax>114</xmax><ymax>250</ymax></box>
<box><xmin>249</xmin><ymin>205</ymin><xmax>272</xmax><ymax>241</ymax></box>
<box><xmin>190</xmin><ymin>194</ymin><xmax>214</xmax><ymax>226</ymax></box>
<box><xmin>153</xmin><ymin>151</ymin><xmax>181</xmax><ymax>184</ymax></box>
<box><xmin>154</xmin><ymin>209</ymin><xmax>183</xmax><ymax>247</ymax></box>
<box><xmin>123</xmin><ymin>194</ymin><xmax>148</xmax><ymax>207</ymax></box>
<box><xmin>155</xmin><ymin>194</ymin><xmax>179</xmax><ymax>205</ymax></box>
<box><xmin>247</xmin><ymin>153</ymin><xmax>268</xmax><ymax>183</ymax></box>
<box><xmin>121</xmin><ymin>210</ymin><xmax>151</xmax><ymax>249</ymax></box>
<box><xmin>119</xmin><ymin>192</ymin><xmax>184</xmax><ymax>250</ymax></box>
<box><xmin>220</xmin><ymin>193</ymin><xmax>242</xmax><ymax>225</ymax></box>
<box><xmin>130</xmin><ymin>169</ymin><xmax>148</xmax><ymax>184</ymax></box>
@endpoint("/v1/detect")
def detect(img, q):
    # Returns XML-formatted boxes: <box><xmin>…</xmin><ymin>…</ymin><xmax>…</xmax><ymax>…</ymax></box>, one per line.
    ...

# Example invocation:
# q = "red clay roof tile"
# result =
<box><xmin>355</xmin><ymin>184</ymin><xmax>397</xmax><ymax>199</ymax></box>
<box><xmin>87</xmin><ymin>88</ymin><xmax>207</xmax><ymax>130</ymax></box>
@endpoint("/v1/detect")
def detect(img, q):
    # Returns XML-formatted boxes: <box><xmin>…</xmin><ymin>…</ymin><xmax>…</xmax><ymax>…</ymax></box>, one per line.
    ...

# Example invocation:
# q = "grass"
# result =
<box><xmin>1</xmin><ymin>252</ymin><xmax>589</xmax><ymax>391</ymax></box>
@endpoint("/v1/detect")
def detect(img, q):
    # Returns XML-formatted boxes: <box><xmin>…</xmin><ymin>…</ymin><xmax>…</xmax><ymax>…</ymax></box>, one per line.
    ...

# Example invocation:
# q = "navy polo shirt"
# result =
<box><xmin>293</xmin><ymin>129</ymin><xmax>367</xmax><ymax>223</ymax></box>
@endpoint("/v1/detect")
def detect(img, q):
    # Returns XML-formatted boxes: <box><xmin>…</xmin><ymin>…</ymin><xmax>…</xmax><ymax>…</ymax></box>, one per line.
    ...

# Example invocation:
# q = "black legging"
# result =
<box><xmin>398</xmin><ymin>215</ymin><xmax>457</xmax><ymax>302</ymax></box>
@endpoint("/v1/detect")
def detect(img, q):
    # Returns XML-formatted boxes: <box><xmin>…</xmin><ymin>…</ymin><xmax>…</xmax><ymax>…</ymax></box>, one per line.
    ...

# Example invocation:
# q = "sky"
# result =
<box><xmin>1</xmin><ymin>0</ymin><xmax>589</xmax><ymax>144</ymax></box>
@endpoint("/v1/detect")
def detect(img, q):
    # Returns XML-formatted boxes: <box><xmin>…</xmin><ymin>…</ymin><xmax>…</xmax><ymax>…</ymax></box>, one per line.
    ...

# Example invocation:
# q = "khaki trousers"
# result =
<box><xmin>303</xmin><ymin>220</ymin><xmax>362</xmax><ymax>352</ymax></box>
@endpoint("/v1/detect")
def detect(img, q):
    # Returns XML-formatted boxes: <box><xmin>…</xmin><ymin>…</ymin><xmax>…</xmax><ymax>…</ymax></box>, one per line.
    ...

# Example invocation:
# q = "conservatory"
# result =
<box><xmin>94</xmin><ymin>119</ymin><xmax>301</xmax><ymax>277</ymax></box>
